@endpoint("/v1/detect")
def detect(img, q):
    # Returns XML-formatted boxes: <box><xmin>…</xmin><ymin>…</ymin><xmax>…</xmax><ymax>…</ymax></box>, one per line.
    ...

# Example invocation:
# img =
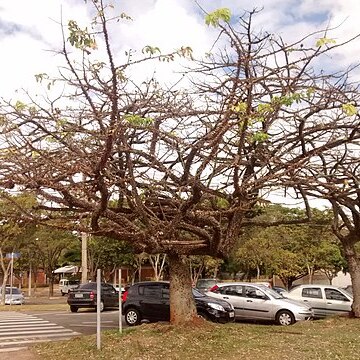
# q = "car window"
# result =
<box><xmin>244</xmin><ymin>286</ymin><xmax>267</xmax><ymax>299</ymax></box>
<box><xmin>325</xmin><ymin>288</ymin><xmax>350</xmax><ymax>301</ymax></box>
<box><xmin>139</xmin><ymin>285</ymin><xmax>163</xmax><ymax>298</ymax></box>
<box><xmin>4</xmin><ymin>288</ymin><xmax>21</xmax><ymax>294</ymax></box>
<box><xmin>102</xmin><ymin>284</ymin><xmax>114</xmax><ymax>291</ymax></box>
<box><xmin>219</xmin><ymin>285</ymin><xmax>243</xmax><ymax>296</ymax></box>
<box><xmin>302</xmin><ymin>287</ymin><xmax>322</xmax><ymax>299</ymax></box>
<box><xmin>69</xmin><ymin>280</ymin><xmax>80</xmax><ymax>285</ymax></box>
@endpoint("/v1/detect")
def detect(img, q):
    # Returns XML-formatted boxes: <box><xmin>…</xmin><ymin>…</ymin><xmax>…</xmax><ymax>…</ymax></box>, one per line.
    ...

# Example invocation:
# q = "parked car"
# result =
<box><xmin>196</xmin><ymin>278</ymin><xmax>219</xmax><ymax>293</ymax></box>
<box><xmin>67</xmin><ymin>282</ymin><xmax>119</xmax><ymax>312</ymax></box>
<box><xmin>59</xmin><ymin>278</ymin><xmax>80</xmax><ymax>295</ymax></box>
<box><xmin>0</xmin><ymin>286</ymin><xmax>25</xmax><ymax>305</ymax></box>
<box><xmin>285</xmin><ymin>284</ymin><xmax>353</xmax><ymax>318</ymax></box>
<box><xmin>206</xmin><ymin>282</ymin><xmax>313</xmax><ymax>326</ymax></box>
<box><xmin>122</xmin><ymin>281</ymin><xmax>235</xmax><ymax>326</ymax></box>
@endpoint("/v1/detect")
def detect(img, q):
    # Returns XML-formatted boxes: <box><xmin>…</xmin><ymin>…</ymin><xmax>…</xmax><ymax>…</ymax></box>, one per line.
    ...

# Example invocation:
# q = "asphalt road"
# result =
<box><xmin>26</xmin><ymin>308</ymin><xmax>126</xmax><ymax>335</ymax></box>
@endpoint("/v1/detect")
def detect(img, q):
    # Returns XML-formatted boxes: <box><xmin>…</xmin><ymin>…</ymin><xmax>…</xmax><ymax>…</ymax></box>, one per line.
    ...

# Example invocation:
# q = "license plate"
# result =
<box><xmin>74</xmin><ymin>293</ymin><xmax>83</xmax><ymax>298</ymax></box>
<box><xmin>229</xmin><ymin>312</ymin><xmax>235</xmax><ymax>318</ymax></box>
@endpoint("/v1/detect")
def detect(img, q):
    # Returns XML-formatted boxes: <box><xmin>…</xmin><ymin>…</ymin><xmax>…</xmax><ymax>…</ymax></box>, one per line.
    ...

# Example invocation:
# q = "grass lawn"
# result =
<box><xmin>32</xmin><ymin>316</ymin><xmax>360</xmax><ymax>360</ymax></box>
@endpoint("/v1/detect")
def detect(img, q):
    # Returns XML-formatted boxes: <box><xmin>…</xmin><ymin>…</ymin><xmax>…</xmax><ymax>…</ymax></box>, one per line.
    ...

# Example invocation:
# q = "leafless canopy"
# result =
<box><xmin>1</xmin><ymin>3</ymin><xmax>359</xmax><ymax>257</ymax></box>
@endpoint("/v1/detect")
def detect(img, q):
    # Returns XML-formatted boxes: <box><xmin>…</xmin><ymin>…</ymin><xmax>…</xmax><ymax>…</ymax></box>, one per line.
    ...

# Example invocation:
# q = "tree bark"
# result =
<box><xmin>342</xmin><ymin>239</ymin><xmax>360</xmax><ymax>317</ymax></box>
<box><xmin>168</xmin><ymin>253</ymin><xmax>197</xmax><ymax>325</ymax></box>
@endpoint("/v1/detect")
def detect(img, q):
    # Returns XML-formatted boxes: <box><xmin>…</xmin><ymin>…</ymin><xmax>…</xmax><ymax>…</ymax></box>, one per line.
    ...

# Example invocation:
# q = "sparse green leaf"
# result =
<box><xmin>15</xmin><ymin>101</ymin><xmax>26</xmax><ymax>111</ymax></box>
<box><xmin>205</xmin><ymin>8</ymin><xmax>231</xmax><ymax>27</ymax></box>
<box><xmin>125</xmin><ymin>114</ymin><xmax>154</xmax><ymax>126</ymax></box>
<box><xmin>342</xmin><ymin>103</ymin><xmax>357</xmax><ymax>116</ymax></box>
<box><xmin>232</xmin><ymin>102</ymin><xmax>247</xmax><ymax>114</ymax></box>
<box><xmin>251</xmin><ymin>132</ymin><xmax>269</xmax><ymax>143</ymax></box>
<box><xmin>316</xmin><ymin>37</ymin><xmax>336</xmax><ymax>47</ymax></box>
<box><xmin>142</xmin><ymin>45</ymin><xmax>161</xmax><ymax>55</ymax></box>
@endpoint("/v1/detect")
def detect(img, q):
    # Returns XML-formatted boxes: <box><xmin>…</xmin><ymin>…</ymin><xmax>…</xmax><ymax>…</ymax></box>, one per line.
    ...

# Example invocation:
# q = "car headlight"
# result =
<box><xmin>207</xmin><ymin>303</ymin><xmax>225</xmax><ymax>311</ymax></box>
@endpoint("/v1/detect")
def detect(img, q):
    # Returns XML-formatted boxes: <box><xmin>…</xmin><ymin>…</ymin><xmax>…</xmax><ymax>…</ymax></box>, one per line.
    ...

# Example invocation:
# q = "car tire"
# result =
<box><xmin>96</xmin><ymin>300</ymin><xmax>105</xmax><ymax>312</ymax></box>
<box><xmin>70</xmin><ymin>306</ymin><xmax>78</xmax><ymax>313</ymax></box>
<box><xmin>276</xmin><ymin>310</ymin><xmax>295</xmax><ymax>326</ymax></box>
<box><xmin>125</xmin><ymin>308</ymin><xmax>141</xmax><ymax>326</ymax></box>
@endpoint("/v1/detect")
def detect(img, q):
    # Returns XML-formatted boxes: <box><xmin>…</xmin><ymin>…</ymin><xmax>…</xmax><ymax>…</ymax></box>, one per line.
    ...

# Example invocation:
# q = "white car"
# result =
<box><xmin>206</xmin><ymin>282</ymin><xmax>313</xmax><ymax>326</ymax></box>
<box><xmin>1</xmin><ymin>286</ymin><xmax>25</xmax><ymax>305</ymax></box>
<box><xmin>285</xmin><ymin>284</ymin><xmax>352</xmax><ymax>318</ymax></box>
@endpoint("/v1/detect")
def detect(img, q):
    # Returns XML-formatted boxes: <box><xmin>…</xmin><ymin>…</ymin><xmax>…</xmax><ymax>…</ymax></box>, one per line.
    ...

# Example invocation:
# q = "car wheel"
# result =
<box><xmin>125</xmin><ymin>308</ymin><xmax>141</xmax><ymax>326</ymax></box>
<box><xmin>96</xmin><ymin>300</ymin><xmax>105</xmax><ymax>312</ymax></box>
<box><xmin>70</xmin><ymin>306</ymin><xmax>78</xmax><ymax>313</ymax></box>
<box><xmin>276</xmin><ymin>310</ymin><xmax>295</xmax><ymax>326</ymax></box>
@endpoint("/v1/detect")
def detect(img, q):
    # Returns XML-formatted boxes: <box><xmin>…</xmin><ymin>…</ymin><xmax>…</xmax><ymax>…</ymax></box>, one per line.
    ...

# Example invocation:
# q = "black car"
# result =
<box><xmin>122</xmin><ymin>281</ymin><xmax>235</xmax><ymax>326</ymax></box>
<box><xmin>67</xmin><ymin>282</ymin><xmax>119</xmax><ymax>312</ymax></box>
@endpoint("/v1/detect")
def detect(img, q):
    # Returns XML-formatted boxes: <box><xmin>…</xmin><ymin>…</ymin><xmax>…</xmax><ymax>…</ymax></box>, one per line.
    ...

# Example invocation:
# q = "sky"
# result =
<box><xmin>1</xmin><ymin>0</ymin><xmax>360</xmax><ymax>208</ymax></box>
<box><xmin>1</xmin><ymin>0</ymin><xmax>360</xmax><ymax>98</ymax></box>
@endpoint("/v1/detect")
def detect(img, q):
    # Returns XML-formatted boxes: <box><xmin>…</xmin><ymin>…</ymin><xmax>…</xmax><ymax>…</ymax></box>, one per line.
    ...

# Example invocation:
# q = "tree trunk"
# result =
<box><xmin>168</xmin><ymin>253</ymin><xmax>197</xmax><ymax>325</ymax></box>
<box><xmin>48</xmin><ymin>275</ymin><xmax>54</xmax><ymax>297</ymax></box>
<box><xmin>342</xmin><ymin>240</ymin><xmax>360</xmax><ymax>317</ymax></box>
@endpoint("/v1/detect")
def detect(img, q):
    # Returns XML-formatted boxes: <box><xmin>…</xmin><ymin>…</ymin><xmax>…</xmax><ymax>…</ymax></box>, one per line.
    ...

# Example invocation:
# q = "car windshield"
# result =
<box><xmin>78</xmin><ymin>283</ymin><xmax>97</xmax><ymax>290</ymax></box>
<box><xmin>192</xmin><ymin>288</ymin><xmax>205</xmax><ymax>297</ymax></box>
<box><xmin>258</xmin><ymin>286</ymin><xmax>283</xmax><ymax>299</ymax></box>
<box><xmin>5</xmin><ymin>288</ymin><xmax>21</xmax><ymax>294</ymax></box>
<box><xmin>196</xmin><ymin>280</ymin><xmax>216</xmax><ymax>288</ymax></box>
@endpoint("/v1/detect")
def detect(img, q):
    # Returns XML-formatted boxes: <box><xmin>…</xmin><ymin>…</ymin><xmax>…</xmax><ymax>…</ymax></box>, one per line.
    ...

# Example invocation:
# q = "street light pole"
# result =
<box><xmin>81</xmin><ymin>232</ymin><xmax>88</xmax><ymax>284</ymax></box>
<box><xmin>9</xmin><ymin>252</ymin><xmax>14</xmax><ymax>306</ymax></box>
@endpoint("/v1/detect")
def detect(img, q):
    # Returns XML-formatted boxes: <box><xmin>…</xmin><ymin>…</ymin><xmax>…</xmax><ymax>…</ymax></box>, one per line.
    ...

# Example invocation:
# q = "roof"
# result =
<box><xmin>53</xmin><ymin>265</ymin><xmax>79</xmax><ymax>274</ymax></box>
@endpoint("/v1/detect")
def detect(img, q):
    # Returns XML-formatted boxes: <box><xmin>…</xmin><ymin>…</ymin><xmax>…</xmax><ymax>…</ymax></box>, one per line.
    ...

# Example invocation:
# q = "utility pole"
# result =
<box><xmin>81</xmin><ymin>232</ymin><xmax>88</xmax><ymax>284</ymax></box>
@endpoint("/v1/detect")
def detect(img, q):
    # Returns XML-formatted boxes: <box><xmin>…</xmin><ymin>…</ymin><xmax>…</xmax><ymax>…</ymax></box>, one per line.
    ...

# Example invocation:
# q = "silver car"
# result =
<box><xmin>285</xmin><ymin>284</ymin><xmax>352</xmax><ymax>318</ymax></box>
<box><xmin>205</xmin><ymin>282</ymin><xmax>313</xmax><ymax>326</ymax></box>
<box><xmin>1</xmin><ymin>287</ymin><xmax>25</xmax><ymax>305</ymax></box>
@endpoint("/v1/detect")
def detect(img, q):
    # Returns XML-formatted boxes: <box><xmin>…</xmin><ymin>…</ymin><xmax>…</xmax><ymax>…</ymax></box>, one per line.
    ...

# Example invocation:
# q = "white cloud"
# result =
<box><xmin>0</xmin><ymin>0</ymin><xmax>359</xmax><ymax>96</ymax></box>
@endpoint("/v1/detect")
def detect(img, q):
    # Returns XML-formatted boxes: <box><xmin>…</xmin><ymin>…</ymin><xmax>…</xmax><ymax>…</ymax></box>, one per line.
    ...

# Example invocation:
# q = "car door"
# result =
<box><xmin>242</xmin><ymin>285</ymin><xmax>271</xmax><ymax>320</ymax></box>
<box><xmin>139</xmin><ymin>284</ymin><xmax>169</xmax><ymax>321</ymax></box>
<box><xmin>324</xmin><ymin>288</ymin><xmax>352</xmax><ymax>316</ymax></box>
<box><xmin>210</xmin><ymin>285</ymin><xmax>245</xmax><ymax>319</ymax></box>
<box><xmin>299</xmin><ymin>287</ymin><xmax>327</xmax><ymax>317</ymax></box>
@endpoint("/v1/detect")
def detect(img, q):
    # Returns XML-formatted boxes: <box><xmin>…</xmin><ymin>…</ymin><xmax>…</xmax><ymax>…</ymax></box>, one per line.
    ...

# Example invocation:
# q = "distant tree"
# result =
<box><xmin>86</xmin><ymin>236</ymin><xmax>134</xmax><ymax>282</ymax></box>
<box><xmin>28</xmin><ymin>227</ymin><xmax>78</xmax><ymax>297</ymax></box>
<box><xmin>236</xmin><ymin>206</ymin><xmax>345</xmax><ymax>289</ymax></box>
<box><xmin>0</xmin><ymin>193</ymin><xmax>37</xmax><ymax>302</ymax></box>
<box><xmin>148</xmin><ymin>254</ymin><xmax>167</xmax><ymax>281</ymax></box>
<box><xmin>189</xmin><ymin>255</ymin><xmax>223</xmax><ymax>285</ymax></box>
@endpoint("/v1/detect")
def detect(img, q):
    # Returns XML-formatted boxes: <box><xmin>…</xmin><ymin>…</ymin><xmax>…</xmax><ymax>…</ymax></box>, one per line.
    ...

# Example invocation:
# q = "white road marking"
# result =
<box><xmin>0</xmin><ymin>312</ymin><xmax>80</xmax><ymax>353</ymax></box>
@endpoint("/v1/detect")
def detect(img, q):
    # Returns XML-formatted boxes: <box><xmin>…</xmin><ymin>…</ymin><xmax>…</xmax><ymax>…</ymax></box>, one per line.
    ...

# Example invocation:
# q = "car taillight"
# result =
<box><xmin>209</xmin><ymin>285</ymin><xmax>218</xmax><ymax>292</ymax></box>
<box><xmin>90</xmin><ymin>291</ymin><xmax>95</xmax><ymax>300</ymax></box>
<box><xmin>122</xmin><ymin>290</ymin><xmax>128</xmax><ymax>302</ymax></box>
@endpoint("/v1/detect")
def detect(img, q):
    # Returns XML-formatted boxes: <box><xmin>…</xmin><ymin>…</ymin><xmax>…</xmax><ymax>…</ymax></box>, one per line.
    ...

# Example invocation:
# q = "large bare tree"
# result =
<box><xmin>1</xmin><ymin>2</ymin><xmax>360</xmax><ymax>323</ymax></box>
